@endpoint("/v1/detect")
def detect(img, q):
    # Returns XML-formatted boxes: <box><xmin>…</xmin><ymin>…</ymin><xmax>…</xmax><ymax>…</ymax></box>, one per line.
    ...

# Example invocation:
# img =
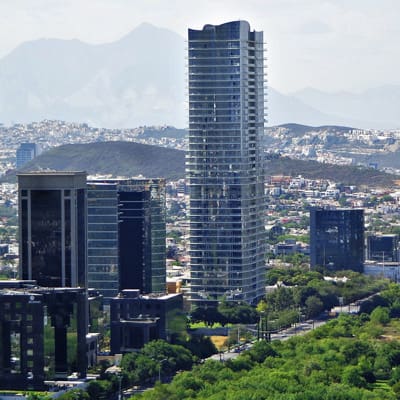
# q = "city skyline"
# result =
<box><xmin>0</xmin><ymin>0</ymin><xmax>398</xmax><ymax>94</ymax></box>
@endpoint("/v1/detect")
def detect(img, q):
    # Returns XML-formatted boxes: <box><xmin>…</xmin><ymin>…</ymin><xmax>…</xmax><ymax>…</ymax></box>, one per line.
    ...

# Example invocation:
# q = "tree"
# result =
<box><xmin>293</xmin><ymin>286</ymin><xmax>318</xmax><ymax>307</ymax></box>
<box><xmin>120</xmin><ymin>340</ymin><xmax>194</xmax><ymax>386</ymax></box>
<box><xmin>131</xmin><ymin>354</ymin><xmax>158</xmax><ymax>384</ymax></box>
<box><xmin>370</xmin><ymin>306</ymin><xmax>390</xmax><ymax>325</ymax></box>
<box><xmin>140</xmin><ymin>340</ymin><xmax>194</xmax><ymax>373</ymax></box>
<box><xmin>56</xmin><ymin>389</ymin><xmax>89</xmax><ymax>400</ymax></box>
<box><xmin>190</xmin><ymin>306</ymin><xmax>206</xmax><ymax>324</ymax></box>
<box><xmin>246</xmin><ymin>340</ymin><xmax>277</xmax><ymax>363</ymax></box>
<box><xmin>203</xmin><ymin>307</ymin><xmax>221</xmax><ymax>327</ymax></box>
<box><xmin>25</xmin><ymin>394</ymin><xmax>51</xmax><ymax>400</ymax></box>
<box><xmin>180</xmin><ymin>335</ymin><xmax>217</xmax><ymax>359</ymax></box>
<box><xmin>381</xmin><ymin>284</ymin><xmax>400</xmax><ymax>307</ymax></box>
<box><xmin>342</xmin><ymin>365</ymin><xmax>367</xmax><ymax>388</ymax></box>
<box><xmin>190</xmin><ymin>306</ymin><xmax>223</xmax><ymax>327</ymax></box>
<box><xmin>266</xmin><ymin>286</ymin><xmax>295</xmax><ymax>312</ymax></box>
<box><xmin>305</xmin><ymin>295</ymin><xmax>324</xmax><ymax>318</ymax></box>
<box><xmin>338</xmin><ymin>195</ymin><xmax>348</xmax><ymax>207</ymax></box>
<box><xmin>341</xmin><ymin>341</ymin><xmax>375</xmax><ymax>365</ymax></box>
<box><xmin>86</xmin><ymin>380</ymin><xmax>114</xmax><ymax>400</ymax></box>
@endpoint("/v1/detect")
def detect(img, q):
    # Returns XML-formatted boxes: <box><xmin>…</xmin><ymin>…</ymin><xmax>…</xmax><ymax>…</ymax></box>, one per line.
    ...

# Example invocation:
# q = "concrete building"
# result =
<box><xmin>310</xmin><ymin>208</ymin><xmax>364</xmax><ymax>272</ymax></box>
<box><xmin>274</xmin><ymin>239</ymin><xmax>298</xmax><ymax>256</ymax></box>
<box><xmin>110</xmin><ymin>289</ymin><xmax>183</xmax><ymax>354</ymax></box>
<box><xmin>187</xmin><ymin>21</ymin><xmax>266</xmax><ymax>304</ymax></box>
<box><xmin>18</xmin><ymin>172</ymin><xmax>87</xmax><ymax>288</ymax></box>
<box><xmin>0</xmin><ymin>282</ymin><xmax>88</xmax><ymax>390</ymax></box>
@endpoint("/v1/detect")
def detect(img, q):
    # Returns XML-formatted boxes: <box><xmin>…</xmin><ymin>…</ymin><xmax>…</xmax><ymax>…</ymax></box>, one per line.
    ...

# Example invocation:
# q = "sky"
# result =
<box><xmin>0</xmin><ymin>0</ymin><xmax>399</xmax><ymax>94</ymax></box>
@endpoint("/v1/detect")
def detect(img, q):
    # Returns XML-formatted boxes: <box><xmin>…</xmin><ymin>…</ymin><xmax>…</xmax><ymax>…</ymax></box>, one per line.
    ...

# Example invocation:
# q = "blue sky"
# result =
<box><xmin>0</xmin><ymin>0</ymin><xmax>398</xmax><ymax>93</ymax></box>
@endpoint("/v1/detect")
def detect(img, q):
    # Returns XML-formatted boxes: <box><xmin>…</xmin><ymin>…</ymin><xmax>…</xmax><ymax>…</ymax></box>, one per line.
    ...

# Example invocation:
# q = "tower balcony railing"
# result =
<box><xmin>188</xmin><ymin>62</ymin><xmax>241</xmax><ymax>67</ymax></box>
<box><xmin>188</xmin><ymin>55</ymin><xmax>241</xmax><ymax>60</ymax></box>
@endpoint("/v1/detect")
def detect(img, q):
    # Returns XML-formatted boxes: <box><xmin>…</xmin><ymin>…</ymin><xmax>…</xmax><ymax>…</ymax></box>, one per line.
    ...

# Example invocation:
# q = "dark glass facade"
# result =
<box><xmin>310</xmin><ymin>208</ymin><xmax>364</xmax><ymax>272</ymax></box>
<box><xmin>187</xmin><ymin>21</ymin><xmax>266</xmax><ymax>304</ymax></box>
<box><xmin>18</xmin><ymin>172</ymin><xmax>87</xmax><ymax>288</ymax></box>
<box><xmin>87</xmin><ymin>178</ymin><xmax>166</xmax><ymax>297</ymax></box>
<box><xmin>87</xmin><ymin>183</ymin><xmax>119</xmax><ymax>298</ymax></box>
<box><xmin>367</xmin><ymin>234</ymin><xmax>399</xmax><ymax>262</ymax></box>
<box><xmin>30</xmin><ymin>190</ymin><xmax>63</xmax><ymax>287</ymax></box>
<box><xmin>118</xmin><ymin>180</ymin><xmax>166</xmax><ymax>294</ymax></box>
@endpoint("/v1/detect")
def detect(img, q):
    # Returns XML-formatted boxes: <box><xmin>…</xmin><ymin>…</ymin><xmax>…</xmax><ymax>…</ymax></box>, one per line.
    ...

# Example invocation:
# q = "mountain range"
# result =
<box><xmin>0</xmin><ymin>23</ymin><xmax>186</xmax><ymax>128</ymax></box>
<box><xmin>0</xmin><ymin>23</ymin><xmax>399</xmax><ymax>129</ymax></box>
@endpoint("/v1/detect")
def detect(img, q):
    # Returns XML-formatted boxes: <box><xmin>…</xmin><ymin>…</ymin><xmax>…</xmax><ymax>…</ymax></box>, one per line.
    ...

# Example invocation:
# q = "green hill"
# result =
<box><xmin>5</xmin><ymin>141</ymin><xmax>396</xmax><ymax>188</ymax></box>
<box><xmin>266</xmin><ymin>156</ymin><xmax>397</xmax><ymax>187</ymax></box>
<box><xmin>19</xmin><ymin>141</ymin><xmax>185</xmax><ymax>180</ymax></box>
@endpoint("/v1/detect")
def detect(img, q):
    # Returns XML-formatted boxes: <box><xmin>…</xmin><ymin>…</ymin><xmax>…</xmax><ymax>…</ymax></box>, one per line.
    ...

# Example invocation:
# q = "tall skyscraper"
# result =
<box><xmin>18</xmin><ymin>172</ymin><xmax>87</xmax><ymax>288</ymax></box>
<box><xmin>87</xmin><ymin>178</ymin><xmax>166</xmax><ymax>297</ymax></box>
<box><xmin>310</xmin><ymin>208</ymin><xmax>364</xmax><ymax>272</ymax></box>
<box><xmin>187</xmin><ymin>21</ymin><xmax>266</xmax><ymax>304</ymax></box>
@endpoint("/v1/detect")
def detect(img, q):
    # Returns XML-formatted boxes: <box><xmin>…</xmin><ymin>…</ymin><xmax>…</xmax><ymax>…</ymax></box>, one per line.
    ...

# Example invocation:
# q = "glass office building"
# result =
<box><xmin>187</xmin><ymin>21</ymin><xmax>266</xmax><ymax>304</ymax></box>
<box><xmin>118</xmin><ymin>179</ymin><xmax>166</xmax><ymax>294</ymax></box>
<box><xmin>16</xmin><ymin>143</ymin><xmax>41</xmax><ymax>169</ymax></box>
<box><xmin>367</xmin><ymin>234</ymin><xmax>399</xmax><ymax>262</ymax></box>
<box><xmin>310</xmin><ymin>208</ymin><xmax>364</xmax><ymax>272</ymax></box>
<box><xmin>87</xmin><ymin>178</ymin><xmax>166</xmax><ymax>298</ymax></box>
<box><xmin>18</xmin><ymin>172</ymin><xmax>87</xmax><ymax>288</ymax></box>
<box><xmin>87</xmin><ymin>182</ymin><xmax>119</xmax><ymax>298</ymax></box>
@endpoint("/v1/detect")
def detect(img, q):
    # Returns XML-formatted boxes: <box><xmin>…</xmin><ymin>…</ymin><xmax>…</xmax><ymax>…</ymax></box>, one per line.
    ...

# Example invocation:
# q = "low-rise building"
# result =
<box><xmin>110</xmin><ymin>290</ymin><xmax>183</xmax><ymax>354</ymax></box>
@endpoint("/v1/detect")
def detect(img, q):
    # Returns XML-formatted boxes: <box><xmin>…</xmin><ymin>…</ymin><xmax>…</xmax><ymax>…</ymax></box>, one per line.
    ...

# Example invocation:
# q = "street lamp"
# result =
<box><xmin>158</xmin><ymin>358</ymin><xmax>168</xmax><ymax>383</ymax></box>
<box><xmin>258</xmin><ymin>311</ymin><xmax>265</xmax><ymax>341</ymax></box>
<box><xmin>105</xmin><ymin>365</ymin><xmax>122</xmax><ymax>400</ymax></box>
<box><xmin>118</xmin><ymin>372</ymin><xmax>122</xmax><ymax>400</ymax></box>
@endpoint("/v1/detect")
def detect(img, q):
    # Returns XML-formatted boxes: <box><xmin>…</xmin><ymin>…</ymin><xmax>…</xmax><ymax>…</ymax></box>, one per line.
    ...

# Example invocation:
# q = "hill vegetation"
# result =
<box><xmin>18</xmin><ymin>141</ymin><xmax>186</xmax><ymax>180</ymax></box>
<box><xmin>7</xmin><ymin>141</ymin><xmax>397</xmax><ymax>188</ymax></box>
<box><xmin>266</xmin><ymin>155</ymin><xmax>397</xmax><ymax>187</ymax></box>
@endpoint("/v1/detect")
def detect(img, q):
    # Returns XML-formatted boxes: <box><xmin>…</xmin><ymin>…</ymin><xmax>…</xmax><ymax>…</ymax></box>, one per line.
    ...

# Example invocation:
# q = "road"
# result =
<box><xmin>209</xmin><ymin>293</ymin><xmax>380</xmax><ymax>362</ymax></box>
<box><xmin>209</xmin><ymin>319</ymin><xmax>325</xmax><ymax>362</ymax></box>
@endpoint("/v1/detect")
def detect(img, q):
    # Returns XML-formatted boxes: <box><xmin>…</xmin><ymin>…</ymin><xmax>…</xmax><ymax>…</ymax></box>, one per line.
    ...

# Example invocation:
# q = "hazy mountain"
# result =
<box><xmin>0</xmin><ymin>23</ymin><xmax>186</xmax><ymax>128</ymax></box>
<box><xmin>267</xmin><ymin>88</ymin><xmax>343</xmax><ymax>127</ymax></box>
<box><xmin>292</xmin><ymin>86</ymin><xmax>400</xmax><ymax>129</ymax></box>
<box><xmin>0</xmin><ymin>23</ymin><xmax>398</xmax><ymax>129</ymax></box>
